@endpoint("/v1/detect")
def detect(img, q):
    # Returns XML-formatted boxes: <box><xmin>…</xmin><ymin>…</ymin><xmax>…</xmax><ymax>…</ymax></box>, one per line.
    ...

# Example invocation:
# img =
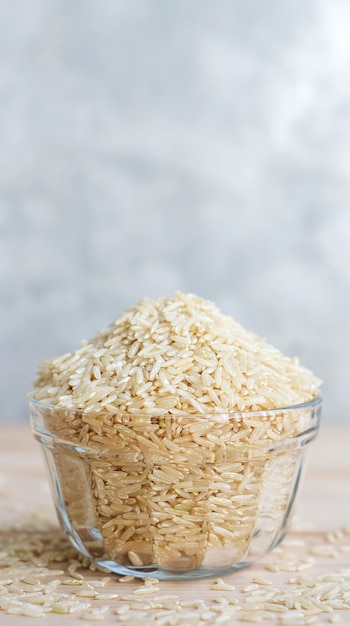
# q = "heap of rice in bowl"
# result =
<box><xmin>30</xmin><ymin>292</ymin><xmax>321</xmax><ymax>572</ymax></box>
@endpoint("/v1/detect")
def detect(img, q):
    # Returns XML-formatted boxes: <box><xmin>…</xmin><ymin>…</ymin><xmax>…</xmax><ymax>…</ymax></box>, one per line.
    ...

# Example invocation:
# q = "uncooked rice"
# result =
<box><xmin>31</xmin><ymin>292</ymin><xmax>320</xmax><ymax>414</ymax></box>
<box><xmin>29</xmin><ymin>292</ymin><xmax>321</xmax><ymax>573</ymax></box>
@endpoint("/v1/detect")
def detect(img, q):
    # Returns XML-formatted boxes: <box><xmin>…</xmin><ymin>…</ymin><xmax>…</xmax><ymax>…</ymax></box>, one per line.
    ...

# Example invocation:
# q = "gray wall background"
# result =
<box><xmin>1</xmin><ymin>0</ymin><xmax>349</xmax><ymax>423</ymax></box>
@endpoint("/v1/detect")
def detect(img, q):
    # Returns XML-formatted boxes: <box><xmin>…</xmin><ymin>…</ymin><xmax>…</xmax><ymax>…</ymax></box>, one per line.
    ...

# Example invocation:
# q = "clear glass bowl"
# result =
<box><xmin>29</xmin><ymin>397</ymin><xmax>321</xmax><ymax>580</ymax></box>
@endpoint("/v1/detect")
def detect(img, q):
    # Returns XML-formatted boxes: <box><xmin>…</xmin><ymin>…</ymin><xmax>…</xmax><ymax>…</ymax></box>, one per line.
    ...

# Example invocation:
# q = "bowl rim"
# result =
<box><xmin>28</xmin><ymin>394</ymin><xmax>322</xmax><ymax>419</ymax></box>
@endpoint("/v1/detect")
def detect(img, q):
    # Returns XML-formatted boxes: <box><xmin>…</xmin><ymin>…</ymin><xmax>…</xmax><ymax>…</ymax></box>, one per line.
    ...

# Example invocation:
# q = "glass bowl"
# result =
<box><xmin>29</xmin><ymin>396</ymin><xmax>321</xmax><ymax>580</ymax></box>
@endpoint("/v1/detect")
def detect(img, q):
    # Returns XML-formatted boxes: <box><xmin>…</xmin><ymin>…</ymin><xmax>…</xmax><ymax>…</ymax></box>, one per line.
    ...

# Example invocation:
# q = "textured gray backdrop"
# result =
<box><xmin>1</xmin><ymin>0</ymin><xmax>349</xmax><ymax>423</ymax></box>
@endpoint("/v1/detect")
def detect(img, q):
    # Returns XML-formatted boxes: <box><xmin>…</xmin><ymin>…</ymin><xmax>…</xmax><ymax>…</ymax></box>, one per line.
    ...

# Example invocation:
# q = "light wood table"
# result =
<box><xmin>1</xmin><ymin>425</ymin><xmax>349</xmax><ymax>625</ymax></box>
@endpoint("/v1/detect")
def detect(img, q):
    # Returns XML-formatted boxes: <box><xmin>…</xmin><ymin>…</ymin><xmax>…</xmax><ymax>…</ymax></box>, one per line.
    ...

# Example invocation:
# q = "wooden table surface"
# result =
<box><xmin>1</xmin><ymin>424</ymin><xmax>350</xmax><ymax>625</ymax></box>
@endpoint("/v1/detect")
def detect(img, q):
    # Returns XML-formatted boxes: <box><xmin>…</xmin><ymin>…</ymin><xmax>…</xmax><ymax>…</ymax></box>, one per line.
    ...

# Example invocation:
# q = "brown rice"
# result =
<box><xmin>31</xmin><ymin>292</ymin><xmax>320</xmax><ymax>415</ymax></box>
<box><xmin>29</xmin><ymin>292</ymin><xmax>321</xmax><ymax>573</ymax></box>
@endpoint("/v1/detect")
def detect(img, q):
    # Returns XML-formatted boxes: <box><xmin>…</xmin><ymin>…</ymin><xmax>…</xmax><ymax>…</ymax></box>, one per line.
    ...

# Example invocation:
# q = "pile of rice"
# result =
<box><xmin>32</xmin><ymin>291</ymin><xmax>320</xmax><ymax>414</ymax></box>
<box><xmin>30</xmin><ymin>292</ymin><xmax>321</xmax><ymax>573</ymax></box>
